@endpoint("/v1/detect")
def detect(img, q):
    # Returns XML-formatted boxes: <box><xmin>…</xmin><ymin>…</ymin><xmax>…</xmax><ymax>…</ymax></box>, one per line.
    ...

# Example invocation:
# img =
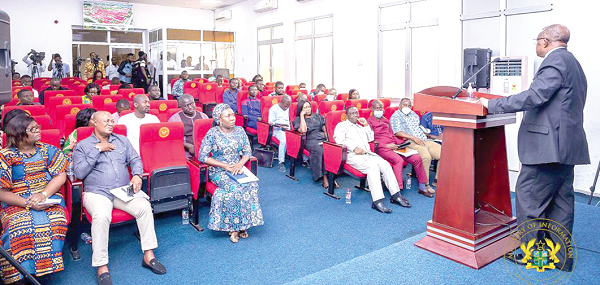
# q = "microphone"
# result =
<box><xmin>452</xmin><ymin>57</ymin><xmax>500</xmax><ymax>99</ymax></box>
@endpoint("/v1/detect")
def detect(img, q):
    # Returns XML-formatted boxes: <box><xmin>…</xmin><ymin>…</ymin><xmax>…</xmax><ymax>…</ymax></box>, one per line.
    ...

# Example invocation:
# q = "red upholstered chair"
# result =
<box><xmin>238</xmin><ymin>78</ymin><xmax>247</xmax><ymax>85</ymax></box>
<box><xmin>46</xmin><ymin>96</ymin><xmax>83</xmax><ymax>122</ymax></box>
<box><xmin>337</xmin><ymin>93</ymin><xmax>349</xmax><ymax>102</ymax></box>
<box><xmin>264</xmin><ymin>86</ymin><xmax>274</xmax><ymax>95</ymax></box>
<box><xmin>11</xmin><ymin>86</ymin><xmax>32</xmax><ymax>94</ymax></box>
<box><xmin>198</xmin><ymin>83</ymin><xmax>217</xmax><ymax>104</ymax></box>
<box><xmin>2</xmin><ymin>105</ymin><xmax>46</xmax><ymax>120</ymax></box>
<box><xmin>384</xmin><ymin>106</ymin><xmax>399</xmax><ymax>121</ymax></box>
<box><xmin>3</xmin><ymin>97</ymin><xmax>39</xmax><ymax>107</ymax></box>
<box><xmin>55</xmin><ymin>104</ymin><xmax>92</xmax><ymax>137</ymax></box>
<box><xmin>94</xmin><ymin>79</ymin><xmax>111</xmax><ymax>86</ymax></box>
<box><xmin>314</xmin><ymin>94</ymin><xmax>327</xmax><ymax>106</ymax></box>
<box><xmin>345</xmin><ymin>99</ymin><xmax>369</xmax><ymax>110</ymax></box>
<box><xmin>256</xmin><ymin>96</ymin><xmax>283</xmax><ymax>147</ymax></box>
<box><xmin>318</xmin><ymin>100</ymin><xmax>344</xmax><ymax>117</ymax></box>
<box><xmin>359</xmin><ymin>109</ymin><xmax>373</xmax><ymax>120</ymax></box>
<box><xmin>32</xmin><ymin>77</ymin><xmax>50</xmax><ymax>91</ymax></box>
<box><xmin>1</xmin><ymin>129</ymin><xmax>61</xmax><ymax>148</ymax></box>
<box><xmin>215</xmin><ymin>86</ymin><xmax>226</xmax><ymax>104</ymax></box>
<box><xmin>32</xmin><ymin>115</ymin><xmax>52</xmax><ymax>130</ymax></box>
<box><xmin>118</xmin><ymin>88</ymin><xmax>144</xmax><ymax>101</ymax></box>
<box><xmin>184</xmin><ymin>81</ymin><xmax>200</xmax><ymax>99</ymax></box>
<box><xmin>120</xmin><ymin>109</ymin><xmax>160</xmax><ymax>117</ymax></box>
<box><xmin>170</xmin><ymin>78</ymin><xmax>179</xmax><ymax>92</ymax></box>
<box><xmin>322</xmin><ymin>110</ymin><xmax>375</xmax><ymax>199</ymax></box>
<box><xmin>92</xmin><ymin>95</ymin><xmax>123</xmax><ymax>110</ymax></box>
<box><xmin>368</xmin><ymin>98</ymin><xmax>392</xmax><ymax>109</ymax></box>
<box><xmin>192</xmin><ymin>78</ymin><xmax>205</xmax><ymax>83</ymax></box>
<box><xmin>139</xmin><ymin>122</ymin><xmax>193</xmax><ymax>214</ymax></box>
<box><xmin>149</xmin><ymin>100</ymin><xmax>178</xmax><ymax>122</ymax></box>
<box><xmin>43</xmin><ymin>90</ymin><xmax>76</xmax><ymax>107</ymax></box>
<box><xmin>12</xmin><ymin>80</ymin><xmax>22</xmax><ymax>87</ymax></box>
<box><xmin>72</xmin><ymin>84</ymin><xmax>86</xmax><ymax>96</ymax></box>
<box><xmin>236</xmin><ymin>91</ymin><xmax>248</xmax><ymax>114</ymax></box>
<box><xmin>285</xmin><ymin>85</ymin><xmax>300</xmax><ymax>95</ymax></box>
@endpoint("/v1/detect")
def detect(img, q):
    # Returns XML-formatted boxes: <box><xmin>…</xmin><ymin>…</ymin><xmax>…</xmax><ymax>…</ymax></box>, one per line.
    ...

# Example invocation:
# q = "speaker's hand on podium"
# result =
<box><xmin>477</xmin><ymin>97</ymin><xmax>489</xmax><ymax>109</ymax></box>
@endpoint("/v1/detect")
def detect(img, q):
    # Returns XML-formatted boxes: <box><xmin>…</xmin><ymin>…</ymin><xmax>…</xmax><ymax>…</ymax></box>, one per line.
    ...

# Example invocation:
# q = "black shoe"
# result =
<box><xmin>371</xmin><ymin>200</ymin><xmax>392</xmax><ymax>213</ymax></box>
<box><xmin>390</xmin><ymin>193</ymin><xmax>411</xmax><ymax>208</ymax></box>
<box><xmin>97</xmin><ymin>272</ymin><xmax>112</xmax><ymax>285</ymax></box>
<box><xmin>142</xmin><ymin>258</ymin><xmax>167</xmax><ymax>275</ymax></box>
<box><xmin>418</xmin><ymin>189</ymin><xmax>434</xmax><ymax>198</ymax></box>
<box><xmin>504</xmin><ymin>251</ymin><xmax>526</xmax><ymax>266</ymax></box>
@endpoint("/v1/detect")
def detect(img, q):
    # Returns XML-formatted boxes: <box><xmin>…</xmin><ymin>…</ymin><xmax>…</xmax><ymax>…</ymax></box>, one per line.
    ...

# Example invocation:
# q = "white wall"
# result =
<box><xmin>1</xmin><ymin>0</ymin><xmax>215</xmax><ymax>77</ymax></box>
<box><xmin>216</xmin><ymin>0</ymin><xmax>463</xmax><ymax>100</ymax></box>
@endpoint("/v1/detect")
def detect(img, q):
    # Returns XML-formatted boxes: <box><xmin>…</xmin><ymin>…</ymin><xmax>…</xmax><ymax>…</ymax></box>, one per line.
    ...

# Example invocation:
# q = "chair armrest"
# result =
<box><xmin>369</xmin><ymin>141</ymin><xmax>378</xmax><ymax>153</ymax></box>
<box><xmin>256</xmin><ymin>120</ymin><xmax>273</xmax><ymax>146</ymax></box>
<box><xmin>234</xmin><ymin>114</ymin><xmax>247</xmax><ymax>129</ymax></box>
<box><xmin>245</xmin><ymin>157</ymin><xmax>258</xmax><ymax>175</ymax></box>
<box><xmin>65</xmin><ymin>178</ymin><xmax>83</xmax><ymax>222</ymax></box>
<box><xmin>285</xmin><ymin>130</ymin><xmax>304</xmax><ymax>158</ymax></box>
<box><xmin>323</xmin><ymin>141</ymin><xmax>347</xmax><ymax>175</ymax></box>
<box><xmin>187</xmin><ymin>160</ymin><xmax>209</xmax><ymax>200</ymax></box>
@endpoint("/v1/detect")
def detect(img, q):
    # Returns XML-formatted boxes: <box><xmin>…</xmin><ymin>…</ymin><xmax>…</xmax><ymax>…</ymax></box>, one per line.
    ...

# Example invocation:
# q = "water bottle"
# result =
<box><xmin>80</xmin><ymin>232</ymin><xmax>92</xmax><ymax>244</ymax></box>
<box><xmin>405</xmin><ymin>174</ymin><xmax>412</xmax><ymax>190</ymax></box>
<box><xmin>467</xmin><ymin>82</ymin><xmax>474</xmax><ymax>101</ymax></box>
<box><xmin>345</xmin><ymin>188</ymin><xmax>352</xmax><ymax>204</ymax></box>
<box><xmin>66</xmin><ymin>158</ymin><xmax>74</xmax><ymax>181</ymax></box>
<box><xmin>182</xmin><ymin>209</ymin><xmax>189</xmax><ymax>225</ymax></box>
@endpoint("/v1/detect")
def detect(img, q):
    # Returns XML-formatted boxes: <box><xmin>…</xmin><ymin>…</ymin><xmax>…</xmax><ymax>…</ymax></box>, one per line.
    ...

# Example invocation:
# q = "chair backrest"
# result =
<box><xmin>32</xmin><ymin>115</ymin><xmax>52</xmax><ymax>130</ymax></box>
<box><xmin>325</xmin><ymin>111</ymin><xmax>348</xmax><ymax>143</ymax></box>
<box><xmin>94</xmin><ymin>79</ymin><xmax>111</xmax><ymax>86</ymax></box>
<box><xmin>368</xmin><ymin>98</ymin><xmax>392</xmax><ymax>109</ymax></box>
<box><xmin>289</xmin><ymin>101</ymin><xmax>318</xmax><ymax>125</ymax></box>
<box><xmin>313</xmin><ymin>94</ymin><xmax>327</xmax><ymax>106</ymax></box>
<box><xmin>150</xmin><ymin>100</ymin><xmax>179</xmax><ymax>122</ymax></box>
<box><xmin>92</xmin><ymin>95</ymin><xmax>123</xmax><ymax>109</ymax></box>
<box><xmin>33</xmin><ymin>77</ymin><xmax>51</xmax><ymax>91</ymax></box>
<box><xmin>183</xmin><ymin>81</ymin><xmax>200</xmax><ymax>99</ymax></box>
<box><xmin>139</xmin><ymin>122</ymin><xmax>186</xmax><ymax>173</ymax></box>
<box><xmin>215</xmin><ymin>86</ymin><xmax>226</xmax><ymax>103</ymax></box>
<box><xmin>77</xmin><ymin>125</ymin><xmax>127</xmax><ymax>141</ymax></box>
<box><xmin>118</xmin><ymin>88</ymin><xmax>145</xmax><ymax>100</ymax></box>
<box><xmin>199</xmin><ymin>83</ymin><xmax>217</xmax><ymax>103</ymax></box>
<box><xmin>193</xmin><ymin>119</ymin><xmax>214</xmax><ymax>158</ymax></box>
<box><xmin>11</xmin><ymin>86</ymin><xmax>32</xmax><ymax>94</ymax></box>
<box><xmin>192</xmin><ymin>78</ymin><xmax>205</xmax><ymax>83</ymax></box>
<box><xmin>61</xmin><ymin>77</ymin><xmax>82</xmax><ymax>85</ymax></box>
<box><xmin>2</xmin><ymin>105</ymin><xmax>46</xmax><ymax>120</ymax></box>
<box><xmin>384</xmin><ymin>106</ymin><xmax>399</xmax><ymax>121</ymax></box>
<box><xmin>46</xmin><ymin>96</ymin><xmax>83</xmax><ymax>120</ymax></box>
<box><xmin>236</xmin><ymin>91</ymin><xmax>249</xmax><ymax>114</ymax></box>
<box><xmin>55</xmin><ymin>104</ymin><xmax>93</xmax><ymax>137</ymax></box>
<box><xmin>337</xmin><ymin>93</ymin><xmax>349</xmax><ymax>102</ymax></box>
<box><xmin>359</xmin><ymin>109</ymin><xmax>372</xmax><ymax>120</ymax></box>
<box><xmin>260</xmin><ymin>95</ymin><xmax>283</xmax><ymax>122</ymax></box>
<box><xmin>64</xmin><ymin>114</ymin><xmax>78</xmax><ymax>138</ymax></box>
<box><xmin>1</xmin><ymin>129</ymin><xmax>61</xmax><ymax>149</ymax></box>
<box><xmin>318</xmin><ymin>100</ymin><xmax>344</xmax><ymax>117</ymax></box>
<box><xmin>12</xmin><ymin>80</ymin><xmax>22</xmax><ymax>87</ymax></box>
<box><xmin>170</xmin><ymin>78</ymin><xmax>179</xmax><ymax>90</ymax></box>
<box><xmin>345</xmin><ymin>99</ymin><xmax>369</xmax><ymax>110</ymax></box>
<box><xmin>43</xmin><ymin>89</ymin><xmax>76</xmax><ymax>106</ymax></box>
<box><xmin>73</xmin><ymin>84</ymin><xmax>87</xmax><ymax>96</ymax></box>
<box><xmin>285</xmin><ymin>85</ymin><xmax>300</xmax><ymax>95</ymax></box>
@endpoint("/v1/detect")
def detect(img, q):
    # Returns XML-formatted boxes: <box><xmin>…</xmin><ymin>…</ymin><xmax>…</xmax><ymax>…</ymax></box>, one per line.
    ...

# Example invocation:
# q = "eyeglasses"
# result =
<box><xmin>26</xmin><ymin>126</ymin><xmax>40</xmax><ymax>133</ymax></box>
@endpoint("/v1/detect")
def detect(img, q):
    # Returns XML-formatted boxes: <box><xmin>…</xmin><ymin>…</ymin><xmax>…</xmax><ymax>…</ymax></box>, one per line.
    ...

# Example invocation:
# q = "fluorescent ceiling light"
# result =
<box><xmin>200</xmin><ymin>0</ymin><xmax>223</xmax><ymax>4</ymax></box>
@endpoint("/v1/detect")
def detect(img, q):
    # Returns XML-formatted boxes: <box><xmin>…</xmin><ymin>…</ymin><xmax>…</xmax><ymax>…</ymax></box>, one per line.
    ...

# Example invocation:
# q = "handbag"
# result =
<box><xmin>252</xmin><ymin>147</ymin><xmax>275</xmax><ymax>168</ymax></box>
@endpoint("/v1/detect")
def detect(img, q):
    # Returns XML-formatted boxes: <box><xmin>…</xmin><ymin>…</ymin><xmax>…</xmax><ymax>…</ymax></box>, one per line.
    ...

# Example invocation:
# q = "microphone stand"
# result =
<box><xmin>452</xmin><ymin>58</ymin><xmax>499</xmax><ymax>99</ymax></box>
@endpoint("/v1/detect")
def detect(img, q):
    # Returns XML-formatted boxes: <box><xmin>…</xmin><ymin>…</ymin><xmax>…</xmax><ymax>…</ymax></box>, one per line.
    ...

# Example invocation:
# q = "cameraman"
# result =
<box><xmin>133</xmin><ymin>51</ymin><xmax>149</xmax><ymax>90</ymax></box>
<box><xmin>47</xmin><ymin>53</ymin><xmax>71</xmax><ymax>79</ymax></box>
<box><xmin>117</xmin><ymin>53</ymin><xmax>134</xmax><ymax>84</ymax></box>
<box><xmin>22</xmin><ymin>49</ymin><xmax>45</xmax><ymax>79</ymax></box>
<box><xmin>84</xmin><ymin>52</ymin><xmax>105</xmax><ymax>79</ymax></box>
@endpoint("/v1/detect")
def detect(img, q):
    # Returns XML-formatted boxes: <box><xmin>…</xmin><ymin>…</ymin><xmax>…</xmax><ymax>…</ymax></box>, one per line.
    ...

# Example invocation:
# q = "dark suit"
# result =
<box><xmin>488</xmin><ymin>48</ymin><xmax>588</xmax><ymax>271</ymax></box>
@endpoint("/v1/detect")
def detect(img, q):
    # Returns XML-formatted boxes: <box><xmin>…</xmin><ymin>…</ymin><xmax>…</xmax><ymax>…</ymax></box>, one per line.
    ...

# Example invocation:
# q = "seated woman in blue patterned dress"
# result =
<box><xmin>198</xmin><ymin>103</ymin><xmax>264</xmax><ymax>243</ymax></box>
<box><xmin>0</xmin><ymin>114</ymin><xmax>69</xmax><ymax>284</ymax></box>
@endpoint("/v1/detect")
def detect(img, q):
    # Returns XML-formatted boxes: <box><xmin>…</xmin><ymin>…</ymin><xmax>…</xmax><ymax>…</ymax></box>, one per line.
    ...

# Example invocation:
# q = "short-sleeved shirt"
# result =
<box><xmin>117</xmin><ymin>113</ymin><xmax>161</xmax><ymax>154</ymax></box>
<box><xmin>389</xmin><ymin>110</ymin><xmax>427</xmax><ymax>141</ymax></box>
<box><xmin>51</xmin><ymin>62</ymin><xmax>70</xmax><ymax>78</ymax></box>
<box><xmin>293</xmin><ymin>114</ymin><xmax>325</xmax><ymax>142</ymax></box>
<box><xmin>268</xmin><ymin>104</ymin><xmax>289</xmax><ymax>131</ymax></box>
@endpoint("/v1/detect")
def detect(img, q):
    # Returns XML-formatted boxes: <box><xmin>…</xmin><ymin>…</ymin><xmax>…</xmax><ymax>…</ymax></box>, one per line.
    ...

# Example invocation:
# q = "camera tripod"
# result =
<box><xmin>589</xmin><ymin>160</ymin><xmax>600</xmax><ymax>205</ymax></box>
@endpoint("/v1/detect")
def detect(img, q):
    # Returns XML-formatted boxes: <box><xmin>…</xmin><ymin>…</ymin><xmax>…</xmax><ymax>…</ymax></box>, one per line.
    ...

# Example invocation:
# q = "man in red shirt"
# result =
<box><xmin>367</xmin><ymin>100</ymin><xmax>434</xmax><ymax>198</ymax></box>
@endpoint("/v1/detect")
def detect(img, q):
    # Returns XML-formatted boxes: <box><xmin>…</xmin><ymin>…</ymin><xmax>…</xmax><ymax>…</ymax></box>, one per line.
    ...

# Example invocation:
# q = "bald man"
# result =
<box><xmin>73</xmin><ymin>111</ymin><xmax>166</xmax><ymax>283</ymax></box>
<box><xmin>480</xmin><ymin>24</ymin><xmax>588</xmax><ymax>271</ymax></box>
<box><xmin>117</xmin><ymin>95</ymin><xmax>160</xmax><ymax>154</ymax></box>
<box><xmin>268</xmin><ymin>95</ymin><xmax>291</xmax><ymax>172</ymax></box>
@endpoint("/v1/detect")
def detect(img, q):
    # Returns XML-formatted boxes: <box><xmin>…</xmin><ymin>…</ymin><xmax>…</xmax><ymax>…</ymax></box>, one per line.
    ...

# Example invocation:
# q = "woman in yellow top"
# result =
<box><xmin>82</xmin><ymin>83</ymin><xmax>100</xmax><ymax>105</ymax></box>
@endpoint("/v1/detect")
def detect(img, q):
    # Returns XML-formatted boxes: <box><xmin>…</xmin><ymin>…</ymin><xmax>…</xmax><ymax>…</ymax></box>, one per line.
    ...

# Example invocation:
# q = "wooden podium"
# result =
<box><xmin>413</xmin><ymin>86</ymin><xmax>518</xmax><ymax>269</ymax></box>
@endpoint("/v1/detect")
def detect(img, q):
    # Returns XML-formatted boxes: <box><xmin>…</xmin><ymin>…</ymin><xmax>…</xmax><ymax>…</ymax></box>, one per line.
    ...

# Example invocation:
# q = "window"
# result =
<box><xmin>257</xmin><ymin>24</ymin><xmax>284</xmax><ymax>82</ymax></box>
<box><xmin>378</xmin><ymin>1</ymin><xmax>439</xmax><ymax>98</ymax></box>
<box><xmin>295</xmin><ymin>15</ymin><xmax>333</xmax><ymax>89</ymax></box>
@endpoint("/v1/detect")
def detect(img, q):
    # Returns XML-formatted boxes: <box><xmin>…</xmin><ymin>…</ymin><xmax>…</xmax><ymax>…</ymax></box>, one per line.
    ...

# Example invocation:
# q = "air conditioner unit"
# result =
<box><xmin>216</xmin><ymin>10</ymin><xmax>232</xmax><ymax>21</ymax></box>
<box><xmin>253</xmin><ymin>0</ymin><xmax>277</xmax><ymax>13</ymax></box>
<box><xmin>490</xmin><ymin>56</ymin><xmax>532</xmax><ymax>174</ymax></box>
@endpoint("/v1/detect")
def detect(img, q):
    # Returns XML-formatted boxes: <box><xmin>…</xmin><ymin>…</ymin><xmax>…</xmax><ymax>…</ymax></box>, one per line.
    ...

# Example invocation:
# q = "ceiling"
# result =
<box><xmin>108</xmin><ymin>0</ymin><xmax>247</xmax><ymax>10</ymax></box>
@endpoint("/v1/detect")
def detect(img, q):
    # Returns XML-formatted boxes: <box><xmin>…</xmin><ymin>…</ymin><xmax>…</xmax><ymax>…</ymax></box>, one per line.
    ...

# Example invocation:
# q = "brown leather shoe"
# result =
<box><xmin>418</xmin><ymin>189</ymin><xmax>434</xmax><ymax>198</ymax></box>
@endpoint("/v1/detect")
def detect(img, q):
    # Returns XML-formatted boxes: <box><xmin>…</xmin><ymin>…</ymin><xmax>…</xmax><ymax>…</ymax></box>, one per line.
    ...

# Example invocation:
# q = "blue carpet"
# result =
<box><xmin>43</xmin><ymin>163</ymin><xmax>600</xmax><ymax>284</ymax></box>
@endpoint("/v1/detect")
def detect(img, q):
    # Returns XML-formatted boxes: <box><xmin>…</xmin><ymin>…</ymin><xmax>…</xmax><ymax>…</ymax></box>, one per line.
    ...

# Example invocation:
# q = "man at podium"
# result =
<box><xmin>479</xmin><ymin>24</ymin><xmax>588</xmax><ymax>272</ymax></box>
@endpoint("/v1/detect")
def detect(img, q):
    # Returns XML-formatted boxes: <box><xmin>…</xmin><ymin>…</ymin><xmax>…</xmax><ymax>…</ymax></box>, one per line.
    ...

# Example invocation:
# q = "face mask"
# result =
<box><xmin>401</xmin><ymin>107</ymin><xmax>412</xmax><ymax>115</ymax></box>
<box><xmin>374</xmin><ymin>110</ymin><xmax>383</xmax><ymax>118</ymax></box>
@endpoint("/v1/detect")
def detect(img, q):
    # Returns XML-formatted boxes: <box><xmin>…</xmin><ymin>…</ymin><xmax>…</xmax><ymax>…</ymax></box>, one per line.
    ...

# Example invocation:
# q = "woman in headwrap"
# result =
<box><xmin>197</xmin><ymin>104</ymin><xmax>264</xmax><ymax>243</ymax></box>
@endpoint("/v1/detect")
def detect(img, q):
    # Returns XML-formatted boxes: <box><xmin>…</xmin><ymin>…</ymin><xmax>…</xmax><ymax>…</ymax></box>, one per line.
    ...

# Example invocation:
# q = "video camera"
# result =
<box><xmin>28</xmin><ymin>49</ymin><xmax>44</xmax><ymax>62</ymax></box>
<box><xmin>92</xmin><ymin>55</ymin><xmax>100</xmax><ymax>64</ymax></box>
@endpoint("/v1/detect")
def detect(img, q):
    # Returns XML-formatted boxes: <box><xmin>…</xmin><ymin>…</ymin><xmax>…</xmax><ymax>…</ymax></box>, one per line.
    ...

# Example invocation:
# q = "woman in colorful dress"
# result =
<box><xmin>83</xmin><ymin>82</ymin><xmax>100</xmax><ymax>104</ymax></box>
<box><xmin>62</xmin><ymin>108</ymin><xmax>96</xmax><ymax>155</ymax></box>
<box><xmin>0</xmin><ymin>114</ymin><xmax>68</xmax><ymax>284</ymax></box>
<box><xmin>198</xmin><ymin>103</ymin><xmax>264</xmax><ymax>243</ymax></box>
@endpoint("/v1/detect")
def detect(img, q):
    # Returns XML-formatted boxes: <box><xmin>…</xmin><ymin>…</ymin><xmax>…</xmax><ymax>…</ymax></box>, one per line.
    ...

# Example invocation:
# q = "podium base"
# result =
<box><xmin>414</xmin><ymin>230</ymin><xmax>519</xmax><ymax>269</ymax></box>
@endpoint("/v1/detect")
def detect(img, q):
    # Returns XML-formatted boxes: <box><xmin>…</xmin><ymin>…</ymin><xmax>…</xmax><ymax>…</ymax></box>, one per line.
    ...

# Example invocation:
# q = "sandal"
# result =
<box><xmin>229</xmin><ymin>232</ymin><xmax>239</xmax><ymax>243</ymax></box>
<box><xmin>239</xmin><ymin>230</ymin><xmax>249</xmax><ymax>239</ymax></box>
